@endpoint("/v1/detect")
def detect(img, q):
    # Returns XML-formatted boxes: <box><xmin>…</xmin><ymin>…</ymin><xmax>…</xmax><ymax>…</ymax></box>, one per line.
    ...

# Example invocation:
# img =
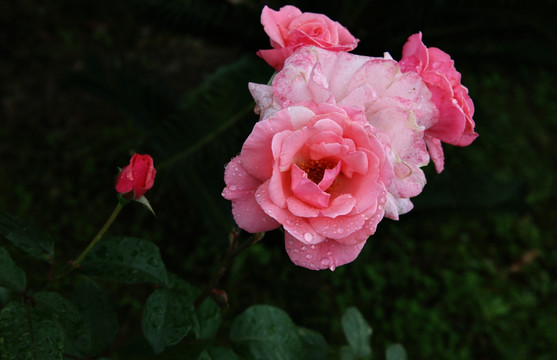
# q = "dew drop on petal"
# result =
<box><xmin>310</xmin><ymin>245</ymin><xmax>315</xmax><ymax>250</ymax></box>
<box><xmin>303</xmin><ymin>232</ymin><xmax>314</xmax><ymax>242</ymax></box>
<box><xmin>327</xmin><ymin>251</ymin><xmax>333</xmax><ymax>256</ymax></box>
<box><xmin>337</xmin><ymin>227</ymin><xmax>344</xmax><ymax>234</ymax></box>
<box><xmin>321</xmin><ymin>258</ymin><xmax>331</xmax><ymax>266</ymax></box>
<box><xmin>301</xmin><ymin>245</ymin><xmax>307</xmax><ymax>251</ymax></box>
<box><xmin>229</xmin><ymin>185</ymin><xmax>237</xmax><ymax>191</ymax></box>
<box><xmin>306</xmin><ymin>254</ymin><xmax>312</xmax><ymax>259</ymax></box>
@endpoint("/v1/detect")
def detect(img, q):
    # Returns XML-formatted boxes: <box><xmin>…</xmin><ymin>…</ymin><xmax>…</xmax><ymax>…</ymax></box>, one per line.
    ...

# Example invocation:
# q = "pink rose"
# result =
<box><xmin>256</xmin><ymin>5</ymin><xmax>359</xmax><ymax>70</ymax></box>
<box><xmin>400</xmin><ymin>32</ymin><xmax>478</xmax><ymax>172</ymax></box>
<box><xmin>222</xmin><ymin>102</ymin><xmax>392</xmax><ymax>270</ymax></box>
<box><xmin>115</xmin><ymin>154</ymin><xmax>156</xmax><ymax>199</ymax></box>
<box><xmin>250</xmin><ymin>46</ymin><xmax>437</xmax><ymax>220</ymax></box>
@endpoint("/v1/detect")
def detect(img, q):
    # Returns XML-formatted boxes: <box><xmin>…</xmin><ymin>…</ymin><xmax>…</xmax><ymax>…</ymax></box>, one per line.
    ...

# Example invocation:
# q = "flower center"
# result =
<box><xmin>297</xmin><ymin>159</ymin><xmax>337</xmax><ymax>185</ymax></box>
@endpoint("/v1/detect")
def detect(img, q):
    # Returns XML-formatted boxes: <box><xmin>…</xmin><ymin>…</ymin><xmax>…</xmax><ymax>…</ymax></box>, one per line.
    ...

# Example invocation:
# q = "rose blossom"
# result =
<box><xmin>256</xmin><ymin>5</ymin><xmax>359</xmax><ymax>70</ymax></box>
<box><xmin>115</xmin><ymin>153</ymin><xmax>156</xmax><ymax>199</ymax></box>
<box><xmin>222</xmin><ymin>102</ymin><xmax>392</xmax><ymax>270</ymax></box>
<box><xmin>400</xmin><ymin>32</ymin><xmax>478</xmax><ymax>172</ymax></box>
<box><xmin>249</xmin><ymin>46</ymin><xmax>437</xmax><ymax>219</ymax></box>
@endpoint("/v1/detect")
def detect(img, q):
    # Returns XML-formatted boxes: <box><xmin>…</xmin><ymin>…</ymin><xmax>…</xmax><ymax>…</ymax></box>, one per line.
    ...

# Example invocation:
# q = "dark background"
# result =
<box><xmin>1</xmin><ymin>0</ymin><xmax>556</xmax><ymax>359</ymax></box>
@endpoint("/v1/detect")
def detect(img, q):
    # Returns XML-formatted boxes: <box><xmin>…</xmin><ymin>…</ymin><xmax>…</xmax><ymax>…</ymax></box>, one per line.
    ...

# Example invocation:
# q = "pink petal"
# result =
<box><xmin>256</xmin><ymin>48</ymin><xmax>293</xmax><ymax>71</ymax></box>
<box><xmin>320</xmin><ymin>194</ymin><xmax>357</xmax><ymax>218</ymax></box>
<box><xmin>222</xmin><ymin>157</ymin><xmax>279</xmax><ymax>233</ymax></box>
<box><xmin>230</xmin><ymin>192</ymin><xmax>280</xmax><ymax>233</ymax></box>
<box><xmin>318</xmin><ymin>161</ymin><xmax>341</xmax><ymax>191</ymax></box>
<box><xmin>400</xmin><ymin>32</ymin><xmax>428</xmax><ymax>74</ymax></box>
<box><xmin>248</xmin><ymin>82</ymin><xmax>276</xmax><ymax>119</ymax></box>
<box><xmin>310</xmin><ymin>212</ymin><xmax>366</xmax><ymax>240</ymax></box>
<box><xmin>284</xmin><ymin>232</ymin><xmax>366</xmax><ymax>271</ymax></box>
<box><xmin>241</xmin><ymin>119</ymin><xmax>287</xmax><ymax>181</ymax></box>
<box><xmin>291</xmin><ymin>164</ymin><xmax>330</xmax><ymax>208</ymax></box>
<box><xmin>260</xmin><ymin>5</ymin><xmax>302</xmax><ymax>48</ymax></box>
<box><xmin>425</xmin><ymin>135</ymin><xmax>445</xmax><ymax>173</ymax></box>
<box><xmin>256</xmin><ymin>182</ymin><xmax>324</xmax><ymax>245</ymax></box>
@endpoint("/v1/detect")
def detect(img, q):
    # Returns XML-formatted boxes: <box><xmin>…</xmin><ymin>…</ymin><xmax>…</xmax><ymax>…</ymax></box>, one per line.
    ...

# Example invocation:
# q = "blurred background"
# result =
<box><xmin>1</xmin><ymin>0</ymin><xmax>556</xmax><ymax>358</ymax></box>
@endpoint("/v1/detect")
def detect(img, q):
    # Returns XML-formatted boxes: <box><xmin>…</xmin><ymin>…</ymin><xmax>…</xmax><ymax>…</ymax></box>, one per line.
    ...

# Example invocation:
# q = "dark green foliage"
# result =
<box><xmin>69</xmin><ymin>278</ymin><xmax>118</xmax><ymax>357</ymax></box>
<box><xmin>1</xmin><ymin>0</ymin><xmax>556</xmax><ymax>359</ymax></box>
<box><xmin>341</xmin><ymin>307</ymin><xmax>372</xmax><ymax>359</ymax></box>
<box><xmin>32</xmin><ymin>291</ymin><xmax>81</xmax><ymax>337</ymax></box>
<box><xmin>386</xmin><ymin>344</ymin><xmax>407</xmax><ymax>360</ymax></box>
<box><xmin>80</xmin><ymin>236</ymin><xmax>168</xmax><ymax>285</ymax></box>
<box><xmin>142</xmin><ymin>288</ymin><xmax>195</xmax><ymax>354</ymax></box>
<box><xmin>298</xmin><ymin>327</ymin><xmax>328</xmax><ymax>360</ymax></box>
<box><xmin>0</xmin><ymin>247</ymin><xmax>27</xmax><ymax>293</ymax></box>
<box><xmin>230</xmin><ymin>305</ymin><xmax>304</xmax><ymax>360</ymax></box>
<box><xmin>0</xmin><ymin>301</ymin><xmax>64</xmax><ymax>360</ymax></box>
<box><xmin>0</xmin><ymin>212</ymin><xmax>54</xmax><ymax>263</ymax></box>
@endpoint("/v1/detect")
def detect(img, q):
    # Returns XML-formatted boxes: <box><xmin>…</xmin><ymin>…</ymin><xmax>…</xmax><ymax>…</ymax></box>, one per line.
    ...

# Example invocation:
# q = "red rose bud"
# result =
<box><xmin>115</xmin><ymin>154</ymin><xmax>156</xmax><ymax>199</ymax></box>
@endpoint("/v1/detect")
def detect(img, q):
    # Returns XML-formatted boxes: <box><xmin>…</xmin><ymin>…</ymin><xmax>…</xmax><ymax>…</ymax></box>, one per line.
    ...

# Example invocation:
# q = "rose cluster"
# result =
<box><xmin>223</xmin><ymin>5</ymin><xmax>477</xmax><ymax>270</ymax></box>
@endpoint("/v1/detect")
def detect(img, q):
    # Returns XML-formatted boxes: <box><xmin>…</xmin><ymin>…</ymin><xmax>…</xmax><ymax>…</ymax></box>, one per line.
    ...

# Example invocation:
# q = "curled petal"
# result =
<box><xmin>285</xmin><ymin>232</ymin><xmax>366</xmax><ymax>271</ymax></box>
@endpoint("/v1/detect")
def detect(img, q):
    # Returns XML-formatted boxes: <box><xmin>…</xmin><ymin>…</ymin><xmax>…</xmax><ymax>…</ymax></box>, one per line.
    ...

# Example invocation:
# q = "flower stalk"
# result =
<box><xmin>73</xmin><ymin>200</ymin><xmax>125</xmax><ymax>266</ymax></box>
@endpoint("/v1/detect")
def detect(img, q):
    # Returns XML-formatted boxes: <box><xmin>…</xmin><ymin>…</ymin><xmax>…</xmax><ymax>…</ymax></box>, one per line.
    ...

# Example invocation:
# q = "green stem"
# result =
<box><xmin>73</xmin><ymin>201</ymin><xmax>124</xmax><ymax>266</ymax></box>
<box><xmin>157</xmin><ymin>103</ymin><xmax>253</xmax><ymax>170</ymax></box>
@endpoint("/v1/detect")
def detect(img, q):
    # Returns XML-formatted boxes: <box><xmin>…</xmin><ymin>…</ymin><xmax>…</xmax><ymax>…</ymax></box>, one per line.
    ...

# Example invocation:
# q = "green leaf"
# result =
<box><xmin>0</xmin><ymin>246</ymin><xmax>26</xmax><ymax>292</ymax></box>
<box><xmin>32</xmin><ymin>291</ymin><xmax>81</xmax><ymax>335</ymax></box>
<box><xmin>69</xmin><ymin>278</ymin><xmax>118</xmax><ymax>358</ymax></box>
<box><xmin>386</xmin><ymin>344</ymin><xmax>407</xmax><ymax>360</ymax></box>
<box><xmin>230</xmin><ymin>305</ymin><xmax>303</xmax><ymax>360</ymax></box>
<box><xmin>32</xmin><ymin>318</ymin><xmax>65</xmax><ymax>360</ymax></box>
<box><xmin>197</xmin><ymin>346</ymin><xmax>239</xmax><ymax>360</ymax></box>
<box><xmin>340</xmin><ymin>346</ymin><xmax>356</xmax><ymax>360</ymax></box>
<box><xmin>142</xmin><ymin>288</ymin><xmax>195</xmax><ymax>354</ymax></box>
<box><xmin>165</xmin><ymin>273</ymin><xmax>220</xmax><ymax>341</ymax></box>
<box><xmin>298</xmin><ymin>327</ymin><xmax>328</xmax><ymax>360</ymax></box>
<box><xmin>0</xmin><ymin>301</ymin><xmax>64</xmax><ymax>360</ymax></box>
<box><xmin>195</xmin><ymin>297</ymin><xmax>221</xmax><ymax>340</ymax></box>
<box><xmin>341</xmin><ymin>307</ymin><xmax>372</xmax><ymax>359</ymax></box>
<box><xmin>81</xmin><ymin>236</ymin><xmax>168</xmax><ymax>285</ymax></box>
<box><xmin>0</xmin><ymin>211</ymin><xmax>54</xmax><ymax>263</ymax></box>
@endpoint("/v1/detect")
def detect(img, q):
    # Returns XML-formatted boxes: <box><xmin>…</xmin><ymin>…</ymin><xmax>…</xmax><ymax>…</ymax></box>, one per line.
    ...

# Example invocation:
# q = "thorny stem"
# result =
<box><xmin>194</xmin><ymin>230</ymin><xmax>265</xmax><ymax>308</ymax></box>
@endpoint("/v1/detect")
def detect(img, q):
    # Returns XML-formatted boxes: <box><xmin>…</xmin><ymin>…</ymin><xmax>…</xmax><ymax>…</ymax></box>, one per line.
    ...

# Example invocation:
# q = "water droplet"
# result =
<box><xmin>321</xmin><ymin>258</ymin><xmax>331</xmax><ymax>266</ymax></box>
<box><xmin>301</xmin><ymin>246</ymin><xmax>307</xmax><ymax>251</ymax></box>
<box><xmin>303</xmin><ymin>232</ymin><xmax>314</xmax><ymax>242</ymax></box>
<box><xmin>310</xmin><ymin>263</ymin><xmax>316</xmax><ymax>269</ymax></box>
<box><xmin>229</xmin><ymin>185</ymin><xmax>237</xmax><ymax>191</ymax></box>
<box><xmin>306</xmin><ymin>254</ymin><xmax>312</xmax><ymax>259</ymax></box>
<box><xmin>288</xmin><ymin>240</ymin><xmax>293</xmax><ymax>245</ymax></box>
<box><xmin>378</xmin><ymin>204</ymin><xmax>384</xmax><ymax>210</ymax></box>
<box><xmin>327</xmin><ymin>251</ymin><xmax>333</xmax><ymax>256</ymax></box>
<box><xmin>310</xmin><ymin>245</ymin><xmax>315</xmax><ymax>249</ymax></box>
<box><xmin>337</xmin><ymin>227</ymin><xmax>344</xmax><ymax>234</ymax></box>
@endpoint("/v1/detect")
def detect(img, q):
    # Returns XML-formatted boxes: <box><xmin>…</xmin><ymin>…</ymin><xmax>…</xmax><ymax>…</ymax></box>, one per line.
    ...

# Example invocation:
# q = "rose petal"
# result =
<box><xmin>291</xmin><ymin>164</ymin><xmax>330</xmax><ymax>208</ymax></box>
<box><xmin>222</xmin><ymin>157</ymin><xmax>279</xmax><ymax>232</ymax></box>
<box><xmin>284</xmin><ymin>232</ymin><xmax>366</xmax><ymax>271</ymax></box>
